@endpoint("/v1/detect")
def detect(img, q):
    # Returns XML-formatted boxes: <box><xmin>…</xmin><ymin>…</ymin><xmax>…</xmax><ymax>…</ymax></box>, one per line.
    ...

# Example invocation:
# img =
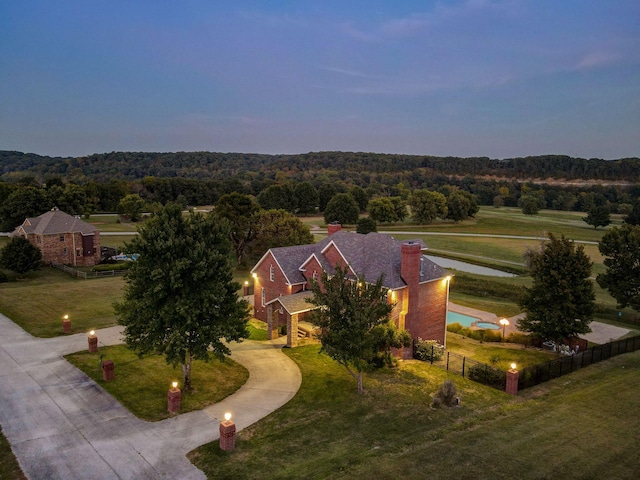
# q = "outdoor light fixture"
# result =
<box><xmin>224</xmin><ymin>412</ymin><xmax>232</xmax><ymax>421</ymax></box>
<box><xmin>499</xmin><ymin>318</ymin><xmax>509</xmax><ymax>340</ymax></box>
<box><xmin>445</xmin><ymin>276</ymin><xmax>452</xmax><ymax>282</ymax></box>
<box><xmin>252</xmin><ymin>273</ymin><xmax>257</xmax><ymax>279</ymax></box>
<box><xmin>510</xmin><ymin>363</ymin><xmax>517</xmax><ymax>370</ymax></box>
<box><xmin>244</xmin><ymin>281</ymin><xmax>249</xmax><ymax>286</ymax></box>
<box><xmin>63</xmin><ymin>314</ymin><xmax>69</xmax><ymax>320</ymax></box>
<box><xmin>172</xmin><ymin>381</ymin><xmax>178</xmax><ymax>389</ymax></box>
<box><xmin>89</xmin><ymin>330</ymin><xmax>95</xmax><ymax>336</ymax></box>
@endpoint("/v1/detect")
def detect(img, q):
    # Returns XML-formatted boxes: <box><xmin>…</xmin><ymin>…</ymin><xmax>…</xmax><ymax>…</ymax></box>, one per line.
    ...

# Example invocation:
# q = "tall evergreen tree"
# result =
<box><xmin>114</xmin><ymin>205</ymin><xmax>249</xmax><ymax>391</ymax></box>
<box><xmin>517</xmin><ymin>234</ymin><xmax>595</xmax><ymax>344</ymax></box>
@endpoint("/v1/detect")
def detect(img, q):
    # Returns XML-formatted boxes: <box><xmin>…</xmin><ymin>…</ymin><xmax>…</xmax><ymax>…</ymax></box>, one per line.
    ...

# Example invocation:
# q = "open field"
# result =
<box><xmin>190</xmin><ymin>345</ymin><xmax>640</xmax><ymax>479</ymax></box>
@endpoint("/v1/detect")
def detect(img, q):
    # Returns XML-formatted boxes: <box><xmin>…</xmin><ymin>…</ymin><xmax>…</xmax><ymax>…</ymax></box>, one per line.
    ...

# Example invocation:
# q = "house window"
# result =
<box><xmin>59</xmin><ymin>235</ymin><xmax>65</xmax><ymax>242</ymax></box>
<box><xmin>63</xmin><ymin>248</ymin><xmax>67</xmax><ymax>255</ymax></box>
<box><xmin>269</xmin><ymin>265</ymin><xmax>275</xmax><ymax>282</ymax></box>
<box><xmin>312</xmin><ymin>270</ymin><xmax>318</xmax><ymax>282</ymax></box>
<box><xmin>76</xmin><ymin>249</ymin><xmax>82</xmax><ymax>257</ymax></box>
<box><xmin>261</xmin><ymin>288</ymin><xmax>266</xmax><ymax>307</ymax></box>
<box><xmin>37</xmin><ymin>236</ymin><xmax>41</xmax><ymax>244</ymax></box>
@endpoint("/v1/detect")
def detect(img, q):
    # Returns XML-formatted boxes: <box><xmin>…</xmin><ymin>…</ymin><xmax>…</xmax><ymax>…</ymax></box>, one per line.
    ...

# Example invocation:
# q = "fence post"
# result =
<box><xmin>446</xmin><ymin>351</ymin><xmax>450</xmax><ymax>371</ymax></box>
<box><xmin>430</xmin><ymin>345</ymin><xmax>434</xmax><ymax>365</ymax></box>
<box><xmin>461</xmin><ymin>356</ymin><xmax>466</xmax><ymax>378</ymax></box>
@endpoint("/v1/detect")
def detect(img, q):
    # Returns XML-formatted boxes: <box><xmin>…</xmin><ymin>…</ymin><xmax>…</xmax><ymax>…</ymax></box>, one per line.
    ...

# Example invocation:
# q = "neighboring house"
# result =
<box><xmin>10</xmin><ymin>208</ymin><xmax>101</xmax><ymax>267</ymax></box>
<box><xmin>250</xmin><ymin>223</ymin><xmax>451</xmax><ymax>357</ymax></box>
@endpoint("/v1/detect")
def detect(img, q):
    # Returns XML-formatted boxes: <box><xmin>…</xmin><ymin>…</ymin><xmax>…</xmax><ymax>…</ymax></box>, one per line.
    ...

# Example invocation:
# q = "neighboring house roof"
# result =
<box><xmin>252</xmin><ymin>231</ymin><xmax>448</xmax><ymax>289</ymax></box>
<box><xmin>11</xmin><ymin>209</ymin><xmax>97</xmax><ymax>237</ymax></box>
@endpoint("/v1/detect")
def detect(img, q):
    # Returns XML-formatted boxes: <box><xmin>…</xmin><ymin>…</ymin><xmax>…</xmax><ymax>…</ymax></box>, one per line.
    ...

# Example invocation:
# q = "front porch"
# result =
<box><xmin>265</xmin><ymin>292</ymin><xmax>318</xmax><ymax>348</ymax></box>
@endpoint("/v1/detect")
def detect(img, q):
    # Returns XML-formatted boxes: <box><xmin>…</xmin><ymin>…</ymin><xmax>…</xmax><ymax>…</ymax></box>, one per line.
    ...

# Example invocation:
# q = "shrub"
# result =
<box><xmin>415</xmin><ymin>338</ymin><xmax>444</xmax><ymax>362</ymax></box>
<box><xmin>447</xmin><ymin>322</ymin><xmax>463</xmax><ymax>334</ymax></box>
<box><xmin>433</xmin><ymin>379</ymin><xmax>459</xmax><ymax>408</ymax></box>
<box><xmin>0</xmin><ymin>270</ymin><xmax>7</xmax><ymax>283</ymax></box>
<box><xmin>506</xmin><ymin>332</ymin><xmax>532</xmax><ymax>346</ymax></box>
<box><xmin>92</xmin><ymin>262</ymin><xmax>132</xmax><ymax>272</ymax></box>
<box><xmin>467</xmin><ymin>364</ymin><xmax>506</xmax><ymax>388</ymax></box>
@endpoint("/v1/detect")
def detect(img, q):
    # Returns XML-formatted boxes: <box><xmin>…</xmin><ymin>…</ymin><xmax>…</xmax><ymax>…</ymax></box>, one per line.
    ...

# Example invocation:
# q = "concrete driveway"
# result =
<box><xmin>0</xmin><ymin>313</ymin><xmax>301</xmax><ymax>479</ymax></box>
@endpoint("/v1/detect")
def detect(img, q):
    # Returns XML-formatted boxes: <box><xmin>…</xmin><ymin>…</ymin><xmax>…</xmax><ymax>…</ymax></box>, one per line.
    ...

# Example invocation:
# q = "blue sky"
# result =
<box><xmin>1</xmin><ymin>0</ymin><xmax>638</xmax><ymax>159</ymax></box>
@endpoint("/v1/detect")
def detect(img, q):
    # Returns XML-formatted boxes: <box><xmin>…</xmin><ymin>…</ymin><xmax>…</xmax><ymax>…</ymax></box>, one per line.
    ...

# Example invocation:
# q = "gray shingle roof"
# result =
<box><xmin>266</xmin><ymin>231</ymin><xmax>448</xmax><ymax>290</ymax></box>
<box><xmin>266</xmin><ymin>291</ymin><xmax>315</xmax><ymax>315</ymax></box>
<box><xmin>14</xmin><ymin>210</ymin><xmax>98</xmax><ymax>236</ymax></box>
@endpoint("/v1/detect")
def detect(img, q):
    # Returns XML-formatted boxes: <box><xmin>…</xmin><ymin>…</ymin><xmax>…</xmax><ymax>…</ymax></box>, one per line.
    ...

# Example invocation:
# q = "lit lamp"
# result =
<box><xmin>243</xmin><ymin>280</ymin><xmax>249</xmax><ymax>296</ymax></box>
<box><xmin>220</xmin><ymin>411</ymin><xmax>236</xmax><ymax>451</ymax></box>
<box><xmin>168</xmin><ymin>380</ymin><xmax>181</xmax><ymax>414</ymax></box>
<box><xmin>88</xmin><ymin>330</ymin><xmax>98</xmax><ymax>353</ymax></box>
<box><xmin>62</xmin><ymin>314</ymin><xmax>71</xmax><ymax>334</ymax></box>
<box><xmin>506</xmin><ymin>362</ymin><xmax>519</xmax><ymax>396</ymax></box>
<box><xmin>499</xmin><ymin>318</ymin><xmax>510</xmax><ymax>341</ymax></box>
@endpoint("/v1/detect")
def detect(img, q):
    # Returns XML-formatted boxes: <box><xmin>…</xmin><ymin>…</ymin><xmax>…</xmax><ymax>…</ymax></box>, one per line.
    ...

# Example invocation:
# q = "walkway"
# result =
<box><xmin>0</xmin><ymin>314</ymin><xmax>301</xmax><ymax>479</ymax></box>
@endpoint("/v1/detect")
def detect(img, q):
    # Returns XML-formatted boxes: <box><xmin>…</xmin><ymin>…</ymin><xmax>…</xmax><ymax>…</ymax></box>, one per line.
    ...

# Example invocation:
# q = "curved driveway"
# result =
<box><xmin>0</xmin><ymin>313</ymin><xmax>301</xmax><ymax>479</ymax></box>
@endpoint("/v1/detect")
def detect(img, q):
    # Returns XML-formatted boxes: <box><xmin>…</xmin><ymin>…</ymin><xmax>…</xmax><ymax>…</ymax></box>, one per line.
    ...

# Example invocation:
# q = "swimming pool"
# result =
<box><xmin>447</xmin><ymin>311</ymin><xmax>500</xmax><ymax>330</ymax></box>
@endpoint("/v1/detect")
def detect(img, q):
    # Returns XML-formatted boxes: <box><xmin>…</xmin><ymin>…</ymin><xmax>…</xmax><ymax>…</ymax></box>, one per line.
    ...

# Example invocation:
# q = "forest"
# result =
<box><xmin>1</xmin><ymin>150</ymin><xmax>639</xmax><ymax>233</ymax></box>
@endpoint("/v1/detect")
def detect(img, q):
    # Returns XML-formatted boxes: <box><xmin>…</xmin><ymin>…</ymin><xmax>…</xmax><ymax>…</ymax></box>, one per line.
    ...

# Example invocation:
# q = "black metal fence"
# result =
<box><xmin>423</xmin><ymin>347</ymin><xmax>506</xmax><ymax>390</ymax></box>
<box><xmin>51</xmin><ymin>263</ymin><xmax>128</xmax><ymax>279</ymax></box>
<box><xmin>518</xmin><ymin>335</ymin><xmax>640</xmax><ymax>390</ymax></box>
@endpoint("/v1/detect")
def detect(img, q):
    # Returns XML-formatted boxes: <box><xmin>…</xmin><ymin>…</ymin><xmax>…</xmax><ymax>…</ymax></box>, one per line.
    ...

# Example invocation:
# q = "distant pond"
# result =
<box><xmin>425</xmin><ymin>255</ymin><xmax>517</xmax><ymax>278</ymax></box>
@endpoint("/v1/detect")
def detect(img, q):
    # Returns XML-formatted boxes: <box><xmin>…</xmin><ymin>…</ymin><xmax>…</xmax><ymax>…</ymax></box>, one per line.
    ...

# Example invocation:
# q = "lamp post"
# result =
<box><xmin>499</xmin><ymin>318</ymin><xmax>509</xmax><ymax>341</ymax></box>
<box><xmin>220</xmin><ymin>412</ymin><xmax>236</xmax><ymax>451</ymax></box>
<box><xmin>506</xmin><ymin>362</ymin><xmax>519</xmax><ymax>395</ymax></box>
<box><xmin>243</xmin><ymin>280</ymin><xmax>249</xmax><ymax>296</ymax></box>
<box><xmin>168</xmin><ymin>381</ymin><xmax>181</xmax><ymax>413</ymax></box>
<box><xmin>88</xmin><ymin>330</ymin><xmax>98</xmax><ymax>353</ymax></box>
<box><xmin>62</xmin><ymin>314</ymin><xmax>71</xmax><ymax>334</ymax></box>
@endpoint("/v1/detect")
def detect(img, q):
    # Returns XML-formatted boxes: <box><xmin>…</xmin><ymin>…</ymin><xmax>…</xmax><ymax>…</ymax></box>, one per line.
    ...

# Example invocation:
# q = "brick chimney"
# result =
<box><xmin>401</xmin><ymin>241</ymin><xmax>422</xmax><ymax>336</ymax></box>
<box><xmin>327</xmin><ymin>222</ymin><xmax>342</xmax><ymax>235</ymax></box>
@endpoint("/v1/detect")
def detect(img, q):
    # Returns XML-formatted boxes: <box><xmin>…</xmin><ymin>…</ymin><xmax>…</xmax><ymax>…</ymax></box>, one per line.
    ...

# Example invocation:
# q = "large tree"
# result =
<box><xmin>257</xmin><ymin>184</ymin><xmax>296</xmax><ymax>212</ymax></box>
<box><xmin>249</xmin><ymin>209</ymin><xmax>314</xmax><ymax>260</ymax></box>
<box><xmin>117</xmin><ymin>194</ymin><xmax>145</xmax><ymax>222</ymax></box>
<box><xmin>324</xmin><ymin>193</ymin><xmax>359</xmax><ymax>225</ymax></box>
<box><xmin>517</xmin><ymin>234</ymin><xmax>595</xmax><ymax>344</ymax></box>
<box><xmin>583</xmin><ymin>205</ymin><xmax>611</xmax><ymax>229</ymax></box>
<box><xmin>367</xmin><ymin>197</ymin><xmax>398</xmax><ymax>224</ymax></box>
<box><xmin>307</xmin><ymin>266</ymin><xmax>408</xmax><ymax>393</ymax></box>
<box><xmin>0</xmin><ymin>237</ymin><xmax>42</xmax><ymax>277</ymax></box>
<box><xmin>409</xmin><ymin>190</ymin><xmax>447</xmax><ymax>225</ymax></box>
<box><xmin>446</xmin><ymin>190</ymin><xmax>479</xmax><ymax>222</ymax></box>
<box><xmin>293</xmin><ymin>181</ymin><xmax>319</xmax><ymax>215</ymax></box>
<box><xmin>214</xmin><ymin>192</ymin><xmax>261</xmax><ymax>265</ymax></box>
<box><xmin>597</xmin><ymin>224</ymin><xmax>640</xmax><ymax>312</ymax></box>
<box><xmin>114</xmin><ymin>205</ymin><xmax>250</xmax><ymax>391</ymax></box>
<box><xmin>0</xmin><ymin>186</ymin><xmax>53</xmax><ymax>231</ymax></box>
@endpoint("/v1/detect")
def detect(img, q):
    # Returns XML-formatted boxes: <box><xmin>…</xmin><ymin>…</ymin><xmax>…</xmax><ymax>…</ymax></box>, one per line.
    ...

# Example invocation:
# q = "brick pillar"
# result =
<box><xmin>287</xmin><ymin>313</ymin><xmax>298</xmax><ymax>348</ymax></box>
<box><xmin>62</xmin><ymin>317</ymin><xmax>71</xmax><ymax>334</ymax></box>
<box><xmin>400</xmin><ymin>241</ymin><xmax>422</xmax><ymax>336</ymax></box>
<box><xmin>327</xmin><ymin>222</ymin><xmax>342</xmax><ymax>235</ymax></box>
<box><xmin>88</xmin><ymin>334</ymin><xmax>98</xmax><ymax>353</ymax></box>
<box><xmin>506</xmin><ymin>368</ymin><xmax>519</xmax><ymax>395</ymax></box>
<box><xmin>167</xmin><ymin>387</ymin><xmax>181</xmax><ymax>413</ymax></box>
<box><xmin>267</xmin><ymin>305</ymin><xmax>278</xmax><ymax>340</ymax></box>
<box><xmin>243</xmin><ymin>282</ymin><xmax>249</xmax><ymax>296</ymax></box>
<box><xmin>102</xmin><ymin>360</ymin><xmax>114</xmax><ymax>382</ymax></box>
<box><xmin>220</xmin><ymin>419</ymin><xmax>236</xmax><ymax>451</ymax></box>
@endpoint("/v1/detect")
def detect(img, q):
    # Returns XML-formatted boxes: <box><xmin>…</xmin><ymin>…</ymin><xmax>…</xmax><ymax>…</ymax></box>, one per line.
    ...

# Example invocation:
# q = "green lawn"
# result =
<box><xmin>0</xmin><ymin>427</ymin><xmax>26</xmax><ymax>480</ymax></box>
<box><xmin>0</xmin><ymin>268</ymin><xmax>124</xmax><ymax>337</ymax></box>
<box><xmin>190</xmin><ymin>345</ymin><xmax>640</xmax><ymax>479</ymax></box>
<box><xmin>65</xmin><ymin>345</ymin><xmax>249</xmax><ymax>422</ymax></box>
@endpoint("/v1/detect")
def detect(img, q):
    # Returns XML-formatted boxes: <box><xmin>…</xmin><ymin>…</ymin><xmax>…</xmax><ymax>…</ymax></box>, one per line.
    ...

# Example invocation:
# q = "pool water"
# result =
<box><xmin>447</xmin><ymin>311</ymin><xmax>500</xmax><ymax>330</ymax></box>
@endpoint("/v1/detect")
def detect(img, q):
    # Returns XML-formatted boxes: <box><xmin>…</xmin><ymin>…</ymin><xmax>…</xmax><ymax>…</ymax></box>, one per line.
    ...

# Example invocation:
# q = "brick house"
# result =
<box><xmin>10</xmin><ymin>209</ymin><xmax>101</xmax><ymax>266</ymax></box>
<box><xmin>250</xmin><ymin>224</ymin><xmax>451</xmax><ymax>357</ymax></box>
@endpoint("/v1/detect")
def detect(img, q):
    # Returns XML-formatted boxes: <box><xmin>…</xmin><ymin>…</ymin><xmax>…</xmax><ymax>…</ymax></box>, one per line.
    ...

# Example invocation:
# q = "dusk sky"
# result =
<box><xmin>1</xmin><ymin>1</ymin><xmax>639</xmax><ymax>159</ymax></box>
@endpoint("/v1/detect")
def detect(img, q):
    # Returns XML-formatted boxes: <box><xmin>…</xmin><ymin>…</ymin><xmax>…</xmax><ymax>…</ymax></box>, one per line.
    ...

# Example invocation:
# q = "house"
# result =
<box><xmin>10</xmin><ymin>208</ymin><xmax>101</xmax><ymax>266</ymax></box>
<box><xmin>250</xmin><ymin>223</ymin><xmax>451</xmax><ymax>357</ymax></box>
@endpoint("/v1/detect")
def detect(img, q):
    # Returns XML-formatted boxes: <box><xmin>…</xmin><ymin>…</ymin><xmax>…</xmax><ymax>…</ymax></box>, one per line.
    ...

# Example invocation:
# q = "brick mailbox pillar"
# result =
<box><xmin>167</xmin><ymin>385</ymin><xmax>181</xmax><ymax>414</ymax></box>
<box><xmin>219</xmin><ymin>418</ymin><xmax>236</xmax><ymax>451</ymax></box>
<box><xmin>62</xmin><ymin>316</ymin><xmax>71</xmax><ymax>334</ymax></box>
<box><xmin>506</xmin><ymin>367</ymin><xmax>519</xmax><ymax>396</ymax></box>
<box><xmin>102</xmin><ymin>360</ymin><xmax>115</xmax><ymax>382</ymax></box>
<box><xmin>243</xmin><ymin>281</ymin><xmax>249</xmax><ymax>296</ymax></box>
<box><xmin>88</xmin><ymin>332</ymin><xmax>98</xmax><ymax>353</ymax></box>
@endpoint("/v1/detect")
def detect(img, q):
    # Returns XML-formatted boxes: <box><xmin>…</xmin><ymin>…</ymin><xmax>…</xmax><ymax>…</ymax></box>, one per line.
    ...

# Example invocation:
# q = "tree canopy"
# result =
<box><xmin>214</xmin><ymin>192</ymin><xmax>261</xmax><ymax>266</ymax></box>
<box><xmin>597</xmin><ymin>224</ymin><xmax>640</xmax><ymax>312</ymax></box>
<box><xmin>114</xmin><ymin>204</ymin><xmax>250</xmax><ymax>391</ymax></box>
<box><xmin>248</xmin><ymin>209</ymin><xmax>314</xmax><ymax>261</ymax></box>
<box><xmin>583</xmin><ymin>205</ymin><xmax>611</xmax><ymax>229</ymax></box>
<box><xmin>0</xmin><ymin>237</ymin><xmax>42</xmax><ymax>277</ymax></box>
<box><xmin>324</xmin><ymin>193</ymin><xmax>360</xmax><ymax>225</ymax></box>
<box><xmin>409</xmin><ymin>190</ymin><xmax>447</xmax><ymax>224</ymax></box>
<box><xmin>307</xmin><ymin>266</ymin><xmax>409</xmax><ymax>393</ymax></box>
<box><xmin>517</xmin><ymin>234</ymin><xmax>595</xmax><ymax>344</ymax></box>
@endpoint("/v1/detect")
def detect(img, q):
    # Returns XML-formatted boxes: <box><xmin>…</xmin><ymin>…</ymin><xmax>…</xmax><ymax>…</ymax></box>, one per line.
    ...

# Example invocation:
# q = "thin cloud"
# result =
<box><xmin>574</xmin><ymin>51</ymin><xmax>621</xmax><ymax>70</ymax></box>
<box><xmin>317</xmin><ymin>65</ymin><xmax>382</xmax><ymax>79</ymax></box>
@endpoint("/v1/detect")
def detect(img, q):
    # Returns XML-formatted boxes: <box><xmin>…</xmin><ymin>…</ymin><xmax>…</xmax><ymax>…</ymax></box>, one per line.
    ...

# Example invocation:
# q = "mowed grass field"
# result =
<box><xmin>190</xmin><ymin>345</ymin><xmax>640</xmax><ymax>479</ymax></box>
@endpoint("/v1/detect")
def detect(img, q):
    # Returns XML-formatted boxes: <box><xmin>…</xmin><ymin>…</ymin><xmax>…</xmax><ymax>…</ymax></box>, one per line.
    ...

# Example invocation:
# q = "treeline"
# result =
<box><xmin>1</xmin><ymin>150</ymin><xmax>639</xmax><ymax>183</ymax></box>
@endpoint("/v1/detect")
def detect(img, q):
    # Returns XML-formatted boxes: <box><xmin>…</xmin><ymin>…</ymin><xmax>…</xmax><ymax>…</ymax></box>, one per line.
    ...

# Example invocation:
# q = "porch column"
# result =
<box><xmin>267</xmin><ymin>304</ymin><xmax>278</xmax><ymax>340</ymax></box>
<box><xmin>287</xmin><ymin>313</ymin><xmax>299</xmax><ymax>348</ymax></box>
